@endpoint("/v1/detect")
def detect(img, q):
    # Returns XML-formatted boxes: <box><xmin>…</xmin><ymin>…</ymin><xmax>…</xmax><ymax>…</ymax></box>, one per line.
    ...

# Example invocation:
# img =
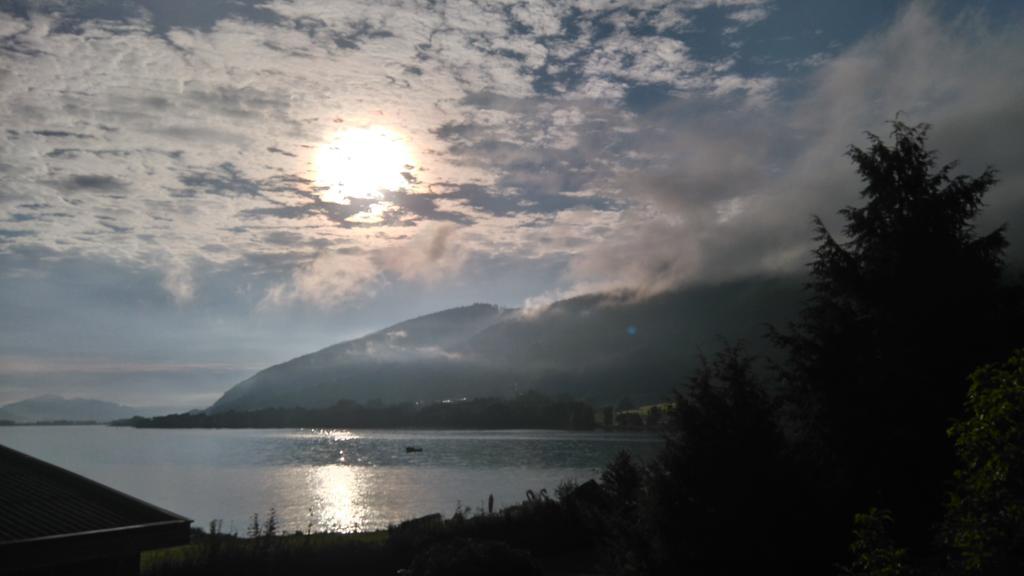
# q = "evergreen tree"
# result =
<box><xmin>772</xmin><ymin>121</ymin><xmax>1021</xmax><ymax>546</ymax></box>
<box><xmin>645</xmin><ymin>344</ymin><xmax>795</xmax><ymax>575</ymax></box>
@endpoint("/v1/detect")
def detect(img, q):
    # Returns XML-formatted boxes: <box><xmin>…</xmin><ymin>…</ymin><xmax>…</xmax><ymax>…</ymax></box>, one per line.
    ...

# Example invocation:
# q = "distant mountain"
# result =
<box><xmin>0</xmin><ymin>395</ymin><xmax>175</xmax><ymax>423</ymax></box>
<box><xmin>210</xmin><ymin>276</ymin><xmax>805</xmax><ymax>413</ymax></box>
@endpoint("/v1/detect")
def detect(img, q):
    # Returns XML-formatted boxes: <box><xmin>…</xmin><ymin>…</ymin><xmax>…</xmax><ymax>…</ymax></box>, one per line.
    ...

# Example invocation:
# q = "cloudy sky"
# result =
<box><xmin>1</xmin><ymin>0</ymin><xmax>1022</xmax><ymax>408</ymax></box>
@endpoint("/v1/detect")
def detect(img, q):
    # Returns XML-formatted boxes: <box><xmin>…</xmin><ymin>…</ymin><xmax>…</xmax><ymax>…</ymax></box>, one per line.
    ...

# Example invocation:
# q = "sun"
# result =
<box><xmin>314</xmin><ymin>126</ymin><xmax>415</xmax><ymax>205</ymax></box>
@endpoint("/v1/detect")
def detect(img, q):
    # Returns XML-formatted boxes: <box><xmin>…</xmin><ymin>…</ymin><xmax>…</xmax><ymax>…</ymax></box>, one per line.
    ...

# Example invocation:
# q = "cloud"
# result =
<box><xmin>257</xmin><ymin>220</ymin><xmax>483</xmax><ymax>308</ymax></box>
<box><xmin>62</xmin><ymin>174</ymin><xmax>125</xmax><ymax>191</ymax></box>
<box><xmin>260</xmin><ymin>249</ymin><xmax>380</xmax><ymax>308</ymax></box>
<box><xmin>33</xmin><ymin>129</ymin><xmax>94</xmax><ymax>139</ymax></box>
<box><xmin>0</xmin><ymin>229</ymin><xmax>34</xmax><ymax>239</ymax></box>
<box><xmin>177</xmin><ymin>163</ymin><xmax>262</xmax><ymax>198</ymax></box>
<box><xmin>559</xmin><ymin>2</ymin><xmax>1024</xmax><ymax>296</ymax></box>
<box><xmin>0</xmin><ymin>356</ymin><xmax>250</xmax><ymax>376</ymax></box>
<box><xmin>0</xmin><ymin>1</ymin><xmax>784</xmax><ymax>291</ymax></box>
<box><xmin>355</xmin><ymin>338</ymin><xmax>463</xmax><ymax>362</ymax></box>
<box><xmin>161</xmin><ymin>257</ymin><xmax>196</xmax><ymax>304</ymax></box>
<box><xmin>377</xmin><ymin>222</ymin><xmax>468</xmax><ymax>283</ymax></box>
<box><xmin>727</xmin><ymin>7</ymin><xmax>769</xmax><ymax>24</ymax></box>
<box><xmin>2</xmin><ymin>0</ymin><xmax>1020</xmax><ymax>318</ymax></box>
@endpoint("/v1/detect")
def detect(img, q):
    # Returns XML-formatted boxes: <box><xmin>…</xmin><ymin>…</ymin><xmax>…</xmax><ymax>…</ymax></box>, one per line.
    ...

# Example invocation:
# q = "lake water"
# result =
<box><xmin>0</xmin><ymin>426</ymin><xmax>661</xmax><ymax>534</ymax></box>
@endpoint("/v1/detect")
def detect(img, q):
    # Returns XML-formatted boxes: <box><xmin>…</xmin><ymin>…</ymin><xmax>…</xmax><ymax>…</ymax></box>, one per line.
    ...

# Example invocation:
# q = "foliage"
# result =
<box><xmin>141</xmin><ymin>529</ymin><xmax>393</xmax><ymax>576</ymax></box>
<box><xmin>771</xmin><ymin>120</ymin><xmax>1019</xmax><ymax>544</ymax></box>
<box><xmin>601</xmin><ymin>450</ymin><xmax>642</xmax><ymax>507</ymax></box>
<box><xmin>144</xmin><ymin>492</ymin><xmax>592</xmax><ymax>575</ymax></box>
<box><xmin>555</xmin><ymin>478</ymin><xmax>579</xmax><ymax>502</ymax></box>
<box><xmin>385</xmin><ymin>488</ymin><xmax>597</xmax><ymax>572</ymax></box>
<box><xmin>407</xmin><ymin>538</ymin><xmax>542</xmax><ymax>576</ymax></box>
<box><xmin>945</xmin><ymin>350</ymin><xmax>1024</xmax><ymax>575</ymax></box>
<box><xmin>840</xmin><ymin>508</ymin><xmax>908</xmax><ymax>576</ymax></box>
<box><xmin>643</xmin><ymin>343</ymin><xmax>797</xmax><ymax>575</ymax></box>
<box><xmin>588</xmin><ymin>451</ymin><xmax>649</xmax><ymax>576</ymax></box>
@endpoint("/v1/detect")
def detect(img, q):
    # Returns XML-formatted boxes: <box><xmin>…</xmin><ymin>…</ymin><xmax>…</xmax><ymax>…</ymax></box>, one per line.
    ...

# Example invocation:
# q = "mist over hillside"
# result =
<box><xmin>210</xmin><ymin>276</ymin><xmax>803</xmax><ymax>412</ymax></box>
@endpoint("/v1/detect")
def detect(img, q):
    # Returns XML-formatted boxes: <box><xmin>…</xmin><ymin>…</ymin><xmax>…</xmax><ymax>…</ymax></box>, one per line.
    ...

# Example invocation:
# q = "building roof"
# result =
<box><xmin>0</xmin><ymin>443</ymin><xmax>191</xmax><ymax>571</ymax></box>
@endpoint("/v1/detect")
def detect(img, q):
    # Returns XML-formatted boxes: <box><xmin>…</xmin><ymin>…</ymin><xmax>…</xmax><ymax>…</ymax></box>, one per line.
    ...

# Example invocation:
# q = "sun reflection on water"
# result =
<box><xmin>309</xmin><ymin>464</ymin><xmax>369</xmax><ymax>533</ymax></box>
<box><xmin>315</xmin><ymin>429</ymin><xmax>361</xmax><ymax>443</ymax></box>
<box><xmin>304</xmin><ymin>429</ymin><xmax>370</xmax><ymax>532</ymax></box>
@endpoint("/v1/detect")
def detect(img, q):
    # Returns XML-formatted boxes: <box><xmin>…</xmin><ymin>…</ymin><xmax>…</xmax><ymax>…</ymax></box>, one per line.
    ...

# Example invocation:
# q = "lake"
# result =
<box><xmin>0</xmin><ymin>426</ymin><xmax>662</xmax><ymax>534</ymax></box>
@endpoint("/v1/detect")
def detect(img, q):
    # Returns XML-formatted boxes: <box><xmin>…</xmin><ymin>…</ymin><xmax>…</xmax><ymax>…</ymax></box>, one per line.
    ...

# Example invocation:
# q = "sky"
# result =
<box><xmin>1</xmin><ymin>0</ymin><xmax>1023</xmax><ymax>409</ymax></box>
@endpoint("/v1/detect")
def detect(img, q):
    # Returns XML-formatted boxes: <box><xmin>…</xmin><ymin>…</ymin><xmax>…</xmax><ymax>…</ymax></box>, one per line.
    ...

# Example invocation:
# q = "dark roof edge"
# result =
<box><xmin>0</xmin><ymin>517</ymin><xmax>191</xmax><ymax>571</ymax></box>
<box><xmin>0</xmin><ymin>519</ymin><xmax>189</xmax><ymax>548</ymax></box>
<box><xmin>0</xmin><ymin>443</ymin><xmax>192</xmax><ymax>524</ymax></box>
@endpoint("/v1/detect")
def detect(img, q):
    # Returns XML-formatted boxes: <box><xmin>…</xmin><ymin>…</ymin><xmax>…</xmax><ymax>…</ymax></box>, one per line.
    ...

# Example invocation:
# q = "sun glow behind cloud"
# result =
<box><xmin>314</xmin><ymin>126</ymin><xmax>416</xmax><ymax>219</ymax></box>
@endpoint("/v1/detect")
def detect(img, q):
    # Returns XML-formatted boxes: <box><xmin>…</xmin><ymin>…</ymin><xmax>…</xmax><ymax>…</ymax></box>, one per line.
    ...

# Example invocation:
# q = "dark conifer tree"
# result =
<box><xmin>772</xmin><ymin>121</ymin><xmax>1021</xmax><ymax>547</ymax></box>
<box><xmin>644</xmin><ymin>344</ymin><xmax>794</xmax><ymax>575</ymax></box>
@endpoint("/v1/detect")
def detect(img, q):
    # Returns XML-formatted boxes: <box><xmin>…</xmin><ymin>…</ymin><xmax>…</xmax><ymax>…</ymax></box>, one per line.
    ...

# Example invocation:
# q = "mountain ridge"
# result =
<box><xmin>209</xmin><ymin>276</ymin><xmax>804</xmax><ymax>413</ymax></box>
<box><xmin>0</xmin><ymin>395</ymin><xmax>178</xmax><ymax>423</ymax></box>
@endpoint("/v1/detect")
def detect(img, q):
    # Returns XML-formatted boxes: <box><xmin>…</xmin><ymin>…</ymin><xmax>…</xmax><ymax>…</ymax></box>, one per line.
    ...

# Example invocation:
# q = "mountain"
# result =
<box><xmin>210</xmin><ymin>276</ymin><xmax>804</xmax><ymax>413</ymax></box>
<box><xmin>0</xmin><ymin>395</ymin><xmax>176</xmax><ymax>423</ymax></box>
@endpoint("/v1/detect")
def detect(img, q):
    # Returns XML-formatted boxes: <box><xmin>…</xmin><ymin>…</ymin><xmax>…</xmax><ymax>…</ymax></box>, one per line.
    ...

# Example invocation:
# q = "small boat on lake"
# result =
<box><xmin>405</xmin><ymin>446</ymin><xmax>423</xmax><ymax>453</ymax></box>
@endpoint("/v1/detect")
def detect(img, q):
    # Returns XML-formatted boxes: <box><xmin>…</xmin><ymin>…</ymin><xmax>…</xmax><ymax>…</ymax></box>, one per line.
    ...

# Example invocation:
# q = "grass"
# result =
<box><xmin>140</xmin><ymin>487</ymin><xmax>602</xmax><ymax>576</ymax></box>
<box><xmin>141</xmin><ymin>528</ymin><xmax>395</xmax><ymax>576</ymax></box>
